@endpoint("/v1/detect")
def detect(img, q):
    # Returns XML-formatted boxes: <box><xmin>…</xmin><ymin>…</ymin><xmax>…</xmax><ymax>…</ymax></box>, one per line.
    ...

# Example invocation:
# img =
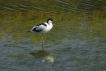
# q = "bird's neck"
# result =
<box><xmin>48</xmin><ymin>22</ymin><xmax>53</xmax><ymax>27</ymax></box>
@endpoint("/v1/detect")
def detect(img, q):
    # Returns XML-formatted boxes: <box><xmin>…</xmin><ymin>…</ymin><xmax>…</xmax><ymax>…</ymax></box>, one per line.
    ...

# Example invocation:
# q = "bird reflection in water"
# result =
<box><xmin>30</xmin><ymin>50</ymin><xmax>54</xmax><ymax>66</ymax></box>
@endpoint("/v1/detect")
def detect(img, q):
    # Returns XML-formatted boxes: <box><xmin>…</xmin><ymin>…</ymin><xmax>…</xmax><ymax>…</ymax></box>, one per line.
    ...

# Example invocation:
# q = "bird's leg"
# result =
<box><xmin>42</xmin><ymin>33</ymin><xmax>44</xmax><ymax>50</ymax></box>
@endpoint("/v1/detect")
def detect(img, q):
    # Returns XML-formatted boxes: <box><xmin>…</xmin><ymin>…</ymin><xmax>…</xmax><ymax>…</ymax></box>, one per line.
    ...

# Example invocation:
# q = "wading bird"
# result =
<box><xmin>28</xmin><ymin>18</ymin><xmax>53</xmax><ymax>50</ymax></box>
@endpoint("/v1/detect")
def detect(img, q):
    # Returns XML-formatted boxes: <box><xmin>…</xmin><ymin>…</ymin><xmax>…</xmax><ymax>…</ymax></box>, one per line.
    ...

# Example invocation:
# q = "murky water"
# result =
<box><xmin>0</xmin><ymin>0</ymin><xmax>106</xmax><ymax>71</ymax></box>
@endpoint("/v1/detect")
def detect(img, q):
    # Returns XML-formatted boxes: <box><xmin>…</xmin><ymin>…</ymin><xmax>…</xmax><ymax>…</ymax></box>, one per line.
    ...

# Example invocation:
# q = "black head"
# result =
<box><xmin>47</xmin><ymin>18</ymin><xmax>53</xmax><ymax>22</ymax></box>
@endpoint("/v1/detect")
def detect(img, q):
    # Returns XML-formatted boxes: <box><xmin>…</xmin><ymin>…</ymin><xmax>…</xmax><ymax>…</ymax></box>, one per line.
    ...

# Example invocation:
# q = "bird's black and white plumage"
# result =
<box><xmin>28</xmin><ymin>18</ymin><xmax>53</xmax><ymax>33</ymax></box>
<box><xmin>28</xmin><ymin>18</ymin><xmax>53</xmax><ymax>50</ymax></box>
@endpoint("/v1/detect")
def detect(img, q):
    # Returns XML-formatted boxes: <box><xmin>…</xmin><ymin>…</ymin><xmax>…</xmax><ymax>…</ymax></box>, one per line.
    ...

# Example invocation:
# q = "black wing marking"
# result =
<box><xmin>37</xmin><ymin>23</ymin><xmax>47</xmax><ymax>26</ymax></box>
<box><xmin>32</xmin><ymin>23</ymin><xmax>47</xmax><ymax>32</ymax></box>
<box><xmin>32</xmin><ymin>27</ymin><xmax>42</xmax><ymax>32</ymax></box>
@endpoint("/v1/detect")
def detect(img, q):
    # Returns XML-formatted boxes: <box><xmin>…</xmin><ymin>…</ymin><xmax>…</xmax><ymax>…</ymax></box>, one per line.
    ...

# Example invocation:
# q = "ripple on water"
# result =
<box><xmin>1</xmin><ymin>6</ymin><xmax>15</xmax><ymax>11</ymax></box>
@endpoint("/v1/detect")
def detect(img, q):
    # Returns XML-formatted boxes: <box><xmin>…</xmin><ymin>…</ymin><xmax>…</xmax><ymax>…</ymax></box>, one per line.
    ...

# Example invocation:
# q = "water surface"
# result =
<box><xmin>0</xmin><ymin>0</ymin><xmax>106</xmax><ymax>71</ymax></box>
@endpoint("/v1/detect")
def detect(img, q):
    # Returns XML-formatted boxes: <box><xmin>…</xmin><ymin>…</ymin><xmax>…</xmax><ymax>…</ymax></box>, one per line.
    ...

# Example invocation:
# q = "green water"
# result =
<box><xmin>0</xmin><ymin>0</ymin><xmax>106</xmax><ymax>71</ymax></box>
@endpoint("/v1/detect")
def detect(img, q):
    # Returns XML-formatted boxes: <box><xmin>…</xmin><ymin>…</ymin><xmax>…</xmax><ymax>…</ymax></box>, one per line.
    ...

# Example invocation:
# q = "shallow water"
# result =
<box><xmin>0</xmin><ymin>0</ymin><xmax>106</xmax><ymax>71</ymax></box>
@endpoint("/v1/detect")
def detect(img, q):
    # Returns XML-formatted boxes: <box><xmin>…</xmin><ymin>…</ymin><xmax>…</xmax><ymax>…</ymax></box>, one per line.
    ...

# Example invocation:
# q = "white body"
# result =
<box><xmin>40</xmin><ymin>22</ymin><xmax>53</xmax><ymax>33</ymax></box>
<box><xmin>29</xmin><ymin>20</ymin><xmax>53</xmax><ymax>33</ymax></box>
